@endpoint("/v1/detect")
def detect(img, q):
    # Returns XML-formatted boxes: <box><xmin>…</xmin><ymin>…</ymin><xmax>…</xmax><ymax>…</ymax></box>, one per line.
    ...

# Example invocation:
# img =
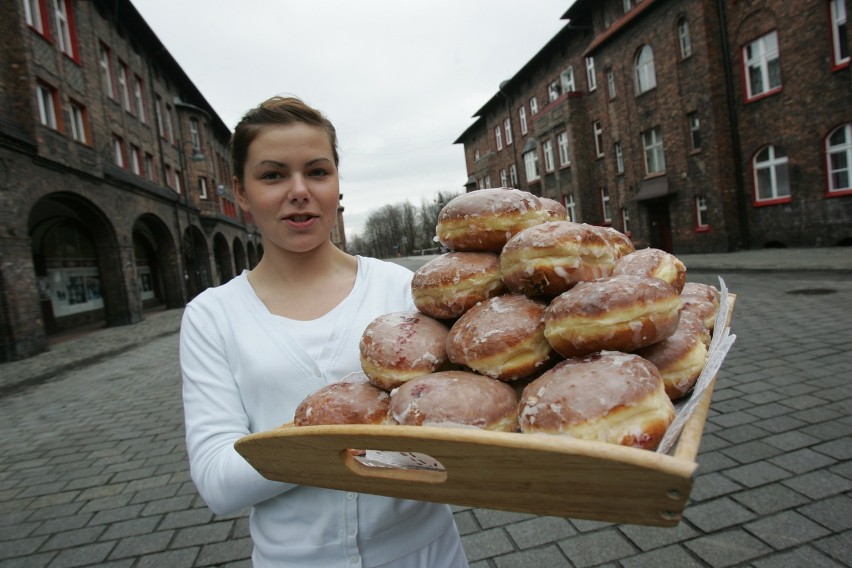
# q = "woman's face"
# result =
<box><xmin>235</xmin><ymin>123</ymin><xmax>340</xmax><ymax>255</ymax></box>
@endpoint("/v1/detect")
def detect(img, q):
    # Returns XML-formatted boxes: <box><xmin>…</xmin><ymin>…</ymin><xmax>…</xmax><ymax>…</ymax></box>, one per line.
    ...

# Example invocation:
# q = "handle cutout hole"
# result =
<box><xmin>341</xmin><ymin>449</ymin><xmax>448</xmax><ymax>484</ymax></box>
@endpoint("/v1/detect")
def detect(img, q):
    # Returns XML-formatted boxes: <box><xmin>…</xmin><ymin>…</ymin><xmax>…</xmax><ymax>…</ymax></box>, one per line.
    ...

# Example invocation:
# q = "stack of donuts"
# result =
<box><xmin>294</xmin><ymin>188</ymin><xmax>722</xmax><ymax>452</ymax></box>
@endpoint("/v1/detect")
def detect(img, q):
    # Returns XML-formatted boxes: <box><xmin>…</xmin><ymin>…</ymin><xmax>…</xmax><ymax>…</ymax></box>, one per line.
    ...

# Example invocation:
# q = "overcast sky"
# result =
<box><xmin>131</xmin><ymin>1</ymin><xmax>575</xmax><ymax>238</ymax></box>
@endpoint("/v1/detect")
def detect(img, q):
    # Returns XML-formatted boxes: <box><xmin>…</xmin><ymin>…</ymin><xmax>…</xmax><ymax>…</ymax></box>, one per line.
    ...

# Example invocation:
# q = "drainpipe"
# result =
<box><xmin>716</xmin><ymin>0</ymin><xmax>751</xmax><ymax>250</ymax></box>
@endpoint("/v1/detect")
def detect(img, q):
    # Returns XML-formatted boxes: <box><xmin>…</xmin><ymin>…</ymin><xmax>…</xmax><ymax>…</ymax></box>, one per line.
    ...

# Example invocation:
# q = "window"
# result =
<box><xmin>601</xmin><ymin>188</ymin><xmax>612</xmax><ymax>223</ymax></box>
<box><xmin>36</xmin><ymin>82</ymin><xmax>59</xmax><ymax>129</ymax></box>
<box><xmin>548</xmin><ymin>79</ymin><xmax>562</xmax><ymax>101</ymax></box>
<box><xmin>586</xmin><ymin>57</ymin><xmax>597</xmax><ymax>91</ymax></box>
<box><xmin>744</xmin><ymin>31</ymin><xmax>781</xmax><ymax>100</ymax></box>
<box><xmin>24</xmin><ymin>0</ymin><xmax>48</xmax><ymax>34</ymax></box>
<box><xmin>52</xmin><ymin>0</ymin><xmax>77</xmax><ymax>59</ymax></box>
<box><xmin>190</xmin><ymin>117</ymin><xmax>202</xmax><ymax>151</ymax></box>
<box><xmin>500</xmin><ymin>169</ymin><xmax>508</xmax><ymax>187</ymax></box>
<box><xmin>826</xmin><ymin>123</ymin><xmax>852</xmax><ymax>194</ymax></box>
<box><xmin>557</xmin><ymin>131</ymin><xmax>570</xmax><ymax>166</ymax></box>
<box><xmin>753</xmin><ymin>145</ymin><xmax>790</xmax><ymax>202</ymax></box>
<box><xmin>174</xmin><ymin>169</ymin><xmax>183</xmax><ymax>194</ymax></box>
<box><xmin>145</xmin><ymin>153</ymin><xmax>156</xmax><ymax>182</ymax></box>
<box><xmin>519</xmin><ymin>106</ymin><xmax>528</xmax><ymax>135</ymax></box>
<box><xmin>504</xmin><ymin>118</ymin><xmax>512</xmax><ymax>145</ymax></box>
<box><xmin>112</xmin><ymin>135</ymin><xmax>126</xmax><ymax>168</ymax></box>
<box><xmin>543</xmin><ymin>139</ymin><xmax>555</xmax><ymax>172</ymax></box>
<box><xmin>563</xmin><ymin>193</ymin><xmax>576</xmax><ymax>222</ymax></box>
<box><xmin>523</xmin><ymin>149</ymin><xmax>540</xmax><ymax>182</ymax></box>
<box><xmin>678</xmin><ymin>18</ymin><xmax>693</xmax><ymax>58</ymax></box>
<box><xmin>117</xmin><ymin>61</ymin><xmax>131</xmax><ymax>112</ymax></box>
<box><xmin>607</xmin><ymin>67</ymin><xmax>617</xmax><ymax>99</ymax></box>
<box><xmin>615</xmin><ymin>142</ymin><xmax>624</xmax><ymax>174</ymax></box>
<box><xmin>635</xmin><ymin>45</ymin><xmax>657</xmax><ymax>94</ymax></box>
<box><xmin>509</xmin><ymin>164</ymin><xmax>518</xmax><ymax>186</ymax></box>
<box><xmin>199</xmin><ymin>177</ymin><xmax>209</xmax><ymax>199</ymax></box>
<box><xmin>130</xmin><ymin>145</ymin><xmax>142</xmax><ymax>175</ymax></box>
<box><xmin>621</xmin><ymin>208</ymin><xmax>630</xmax><ymax>235</ymax></box>
<box><xmin>530</xmin><ymin>97</ymin><xmax>538</xmax><ymax>115</ymax></box>
<box><xmin>830</xmin><ymin>0</ymin><xmax>849</xmax><ymax>68</ymax></box>
<box><xmin>560</xmin><ymin>66</ymin><xmax>575</xmax><ymax>92</ymax></box>
<box><xmin>696</xmin><ymin>196</ymin><xmax>710</xmax><ymax>229</ymax></box>
<box><xmin>485</xmin><ymin>175</ymin><xmax>492</xmax><ymax>188</ymax></box>
<box><xmin>165</xmin><ymin>164</ymin><xmax>173</xmax><ymax>188</ymax></box>
<box><xmin>643</xmin><ymin>127</ymin><xmax>666</xmax><ymax>174</ymax></box>
<box><xmin>69</xmin><ymin>100</ymin><xmax>88</xmax><ymax>143</ymax></box>
<box><xmin>688</xmin><ymin>112</ymin><xmax>701</xmax><ymax>150</ymax></box>
<box><xmin>134</xmin><ymin>75</ymin><xmax>147</xmax><ymax>123</ymax></box>
<box><xmin>165</xmin><ymin>104</ymin><xmax>175</xmax><ymax>143</ymax></box>
<box><xmin>474</xmin><ymin>149</ymin><xmax>480</xmax><ymax>161</ymax></box>
<box><xmin>155</xmin><ymin>95</ymin><xmax>165</xmax><ymax>137</ymax></box>
<box><xmin>98</xmin><ymin>43</ymin><xmax>115</xmax><ymax>99</ymax></box>
<box><xmin>495</xmin><ymin>126</ymin><xmax>503</xmax><ymax>151</ymax></box>
<box><xmin>593</xmin><ymin>121</ymin><xmax>604</xmax><ymax>158</ymax></box>
<box><xmin>623</xmin><ymin>0</ymin><xmax>634</xmax><ymax>13</ymax></box>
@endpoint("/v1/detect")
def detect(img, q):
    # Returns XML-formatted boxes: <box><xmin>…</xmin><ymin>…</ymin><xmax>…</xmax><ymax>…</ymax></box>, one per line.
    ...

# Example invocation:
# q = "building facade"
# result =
<box><xmin>0</xmin><ymin>0</ymin><xmax>346</xmax><ymax>362</ymax></box>
<box><xmin>455</xmin><ymin>0</ymin><xmax>852</xmax><ymax>253</ymax></box>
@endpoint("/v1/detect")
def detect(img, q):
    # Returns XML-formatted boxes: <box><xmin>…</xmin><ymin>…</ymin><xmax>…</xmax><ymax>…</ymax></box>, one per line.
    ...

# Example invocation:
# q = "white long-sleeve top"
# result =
<box><xmin>180</xmin><ymin>256</ymin><xmax>454</xmax><ymax>567</ymax></box>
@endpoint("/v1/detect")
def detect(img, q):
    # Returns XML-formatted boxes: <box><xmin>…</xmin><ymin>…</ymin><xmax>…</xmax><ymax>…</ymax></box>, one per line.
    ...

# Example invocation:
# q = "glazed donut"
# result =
<box><xmin>500</xmin><ymin>221</ymin><xmax>616</xmax><ymax>298</ymax></box>
<box><xmin>446</xmin><ymin>294</ymin><xmax>552</xmax><ymax>381</ymax></box>
<box><xmin>435</xmin><ymin>188</ymin><xmax>550</xmax><ymax>252</ymax></box>
<box><xmin>680</xmin><ymin>282</ymin><xmax>720</xmax><ymax>330</ymax></box>
<box><xmin>539</xmin><ymin>197</ymin><xmax>568</xmax><ymax>221</ymax></box>
<box><xmin>390</xmin><ymin>371</ymin><xmax>519</xmax><ymax>431</ymax></box>
<box><xmin>294</xmin><ymin>372</ymin><xmax>390</xmax><ymax>426</ymax></box>
<box><xmin>612</xmin><ymin>248</ymin><xmax>686</xmax><ymax>293</ymax></box>
<box><xmin>587</xmin><ymin>225</ymin><xmax>636</xmax><ymax>259</ymax></box>
<box><xmin>359</xmin><ymin>311</ymin><xmax>451</xmax><ymax>391</ymax></box>
<box><xmin>518</xmin><ymin>351</ymin><xmax>676</xmax><ymax>450</ymax></box>
<box><xmin>411</xmin><ymin>252</ymin><xmax>506</xmax><ymax>319</ymax></box>
<box><xmin>544</xmin><ymin>275</ymin><xmax>682</xmax><ymax>357</ymax></box>
<box><xmin>635</xmin><ymin>311</ymin><xmax>710</xmax><ymax>400</ymax></box>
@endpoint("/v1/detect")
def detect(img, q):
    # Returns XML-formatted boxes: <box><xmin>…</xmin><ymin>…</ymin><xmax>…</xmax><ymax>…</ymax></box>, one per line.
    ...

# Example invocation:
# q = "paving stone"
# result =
<box><xmin>139</xmin><ymin>495</ymin><xmax>195</xmax><ymax>516</ymax></box>
<box><xmin>569</xmin><ymin>518</ymin><xmax>612</xmax><ymax>533</ymax></box>
<box><xmin>134</xmin><ymin>547</ymin><xmax>199</xmax><ymax>568</ymax></box>
<box><xmin>41</xmin><ymin>526</ymin><xmax>107</xmax><ymax>551</ymax></box>
<box><xmin>86</xmin><ymin>505</ymin><xmax>145</xmax><ymax>526</ymax></box>
<box><xmin>751</xmin><ymin>545</ymin><xmax>845</xmax><ymax>568</ymax></box>
<box><xmin>814</xmin><ymin>438</ymin><xmax>852</xmax><ymax>460</ymax></box>
<box><xmin>745</xmin><ymin>510</ymin><xmax>831</xmax><ymax>550</ymax></box>
<box><xmin>689</xmin><ymin>472</ymin><xmax>743</xmax><ymax>502</ymax></box>
<box><xmin>556</xmin><ymin>529</ymin><xmax>637</xmax><ymax>568</ymax></box>
<box><xmin>158</xmin><ymin>508</ymin><xmax>215</xmax><ymax>531</ymax></box>
<box><xmin>107</xmin><ymin>530</ymin><xmax>173</xmax><ymax>559</ymax></box>
<box><xmin>44</xmin><ymin>542</ymin><xmax>115</xmax><ymax>568</ymax></box>
<box><xmin>714</xmin><ymin>423</ymin><xmax>770</xmax><ymax>444</ymax></box>
<box><xmin>812</xmin><ymin>530</ymin><xmax>852</xmax><ymax>565</ymax></box>
<box><xmin>460</xmin><ymin>528</ymin><xmax>515</xmax><ymax>562</ymax></box>
<box><xmin>618</xmin><ymin>521</ymin><xmax>699</xmax><ymax>552</ymax></box>
<box><xmin>682</xmin><ymin>497</ymin><xmax>756</xmax><ymax>532</ymax></box>
<box><xmin>620</xmin><ymin>544</ymin><xmax>705</xmax><ymax>568</ymax></box>
<box><xmin>731</xmin><ymin>484</ymin><xmax>811</xmax><ymax>516</ymax></box>
<box><xmin>684</xmin><ymin>530</ymin><xmax>772</xmax><ymax>567</ymax></box>
<box><xmin>802</xmin><ymin>421</ymin><xmax>852</xmax><ymax>442</ymax></box>
<box><xmin>99</xmin><ymin>517</ymin><xmax>161</xmax><ymax>541</ymax></box>
<box><xmin>752</xmin><ymin>414</ymin><xmax>809</xmax><ymax>434</ymax></box>
<box><xmin>0</xmin><ymin>536</ymin><xmax>48</xmax><ymax>560</ymax></box>
<box><xmin>171</xmin><ymin>521</ymin><xmax>233</xmax><ymax>548</ymax></box>
<box><xmin>78</xmin><ymin>494</ymin><xmax>133</xmax><ymax>514</ymax></box>
<box><xmin>781</xmin><ymin>470</ymin><xmax>852</xmax><ymax>500</ymax></box>
<box><xmin>719</xmin><ymin>440</ymin><xmax>784</xmax><ymax>464</ymax></box>
<box><xmin>798</xmin><ymin>495</ymin><xmax>852</xmax><ymax>531</ymax></box>
<box><xmin>0</xmin><ymin>550</ymin><xmax>56</xmax><ymax>568</ymax></box>
<box><xmin>763</xmin><ymin>430</ymin><xmax>821</xmax><ymax>451</ymax></box>
<box><xmin>695</xmin><ymin>451</ymin><xmax>739</xmax><ymax>474</ymax></box>
<box><xmin>505</xmin><ymin>516</ymin><xmax>576</xmax><ymax>549</ymax></box>
<box><xmin>493</xmin><ymin>545</ymin><xmax>572</xmax><ymax>568</ymax></box>
<box><xmin>723</xmin><ymin>461</ymin><xmax>793</xmax><ymax>488</ymax></box>
<box><xmin>472</xmin><ymin>508</ymin><xmax>535</xmax><ymax>529</ymax></box>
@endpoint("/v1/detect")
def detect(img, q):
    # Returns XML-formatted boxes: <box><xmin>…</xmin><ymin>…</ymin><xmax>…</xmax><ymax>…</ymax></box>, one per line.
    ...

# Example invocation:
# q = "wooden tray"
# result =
<box><xmin>235</xmin><ymin>294</ymin><xmax>736</xmax><ymax>527</ymax></box>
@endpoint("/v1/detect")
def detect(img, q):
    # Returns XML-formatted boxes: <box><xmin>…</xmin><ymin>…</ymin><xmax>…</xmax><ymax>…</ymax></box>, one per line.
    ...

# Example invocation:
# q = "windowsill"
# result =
<box><xmin>745</xmin><ymin>86</ymin><xmax>783</xmax><ymax>104</ymax></box>
<box><xmin>826</xmin><ymin>188</ymin><xmax>852</xmax><ymax>197</ymax></box>
<box><xmin>643</xmin><ymin>171</ymin><xmax>667</xmax><ymax>180</ymax></box>
<box><xmin>689</xmin><ymin>148</ymin><xmax>702</xmax><ymax>156</ymax></box>
<box><xmin>695</xmin><ymin>225</ymin><xmax>712</xmax><ymax>233</ymax></box>
<box><xmin>831</xmin><ymin>60</ymin><xmax>850</xmax><ymax>72</ymax></box>
<box><xmin>753</xmin><ymin>196</ymin><xmax>791</xmax><ymax>207</ymax></box>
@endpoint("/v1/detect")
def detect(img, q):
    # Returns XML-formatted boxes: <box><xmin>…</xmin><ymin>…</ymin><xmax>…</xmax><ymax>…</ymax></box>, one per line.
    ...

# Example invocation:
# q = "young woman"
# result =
<box><xmin>179</xmin><ymin>96</ymin><xmax>468</xmax><ymax>567</ymax></box>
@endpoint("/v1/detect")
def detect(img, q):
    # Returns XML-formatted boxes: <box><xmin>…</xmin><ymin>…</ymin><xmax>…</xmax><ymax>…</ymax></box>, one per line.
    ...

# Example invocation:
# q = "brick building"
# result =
<box><xmin>0</xmin><ymin>0</ymin><xmax>346</xmax><ymax>362</ymax></box>
<box><xmin>455</xmin><ymin>0</ymin><xmax>852</xmax><ymax>253</ymax></box>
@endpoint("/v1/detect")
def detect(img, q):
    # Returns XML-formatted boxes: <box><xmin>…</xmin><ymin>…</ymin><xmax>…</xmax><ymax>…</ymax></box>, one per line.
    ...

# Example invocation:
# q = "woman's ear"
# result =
<box><xmin>234</xmin><ymin>176</ymin><xmax>250</xmax><ymax>212</ymax></box>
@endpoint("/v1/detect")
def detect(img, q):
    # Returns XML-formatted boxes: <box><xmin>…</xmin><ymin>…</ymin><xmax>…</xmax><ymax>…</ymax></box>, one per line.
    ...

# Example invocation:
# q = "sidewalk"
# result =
<box><xmin>2</xmin><ymin>247</ymin><xmax>850</xmax><ymax>397</ymax></box>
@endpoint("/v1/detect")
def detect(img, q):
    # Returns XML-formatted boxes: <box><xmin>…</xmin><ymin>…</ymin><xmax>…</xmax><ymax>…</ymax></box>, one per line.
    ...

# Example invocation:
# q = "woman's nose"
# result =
<box><xmin>289</xmin><ymin>175</ymin><xmax>310</xmax><ymax>201</ymax></box>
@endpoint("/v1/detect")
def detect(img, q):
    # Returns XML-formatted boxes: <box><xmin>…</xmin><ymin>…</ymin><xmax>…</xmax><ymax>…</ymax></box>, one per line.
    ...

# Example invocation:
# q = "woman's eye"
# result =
<box><xmin>260</xmin><ymin>171</ymin><xmax>283</xmax><ymax>180</ymax></box>
<box><xmin>308</xmin><ymin>168</ymin><xmax>329</xmax><ymax>177</ymax></box>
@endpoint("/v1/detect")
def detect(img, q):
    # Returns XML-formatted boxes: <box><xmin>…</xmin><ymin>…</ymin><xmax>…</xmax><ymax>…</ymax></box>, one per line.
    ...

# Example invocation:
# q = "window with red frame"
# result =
<box><xmin>52</xmin><ymin>0</ymin><xmax>78</xmax><ymax>61</ymax></box>
<box><xmin>695</xmin><ymin>196</ymin><xmax>710</xmax><ymax>230</ymax></box>
<box><xmin>743</xmin><ymin>31</ymin><xmax>782</xmax><ymax>101</ymax></box>
<box><xmin>36</xmin><ymin>82</ymin><xmax>60</xmax><ymax>130</ymax></box>
<box><xmin>829</xmin><ymin>0</ymin><xmax>849</xmax><ymax>68</ymax></box>
<box><xmin>753</xmin><ymin>145</ymin><xmax>790</xmax><ymax>203</ymax></box>
<box><xmin>24</xmin><ymin>0</ymin><xmax>49</xmax><ymax>37</ymax></box>
<box><xmin>601</xmin><ymin>188</ymin><xmax>612</xmax><ymax>223</ymax></box>
<box><xmin>69</xmin><ymin>99</ymin><xmax>89</xmax><ymax>144</ymax></box>
<box><xmin>98</xmin><ymin>42</ymin><xmax>115</xmax><ymax>99</ymax></box>
<box><xmin>826</xmin><ymin>123</ymin><xmax>852</xmax><ymax>194</ymax></box>
<box><xmin>112</xmin><ymin>135</ymin><xmax>126</xmax><ymax>168</ymax></box>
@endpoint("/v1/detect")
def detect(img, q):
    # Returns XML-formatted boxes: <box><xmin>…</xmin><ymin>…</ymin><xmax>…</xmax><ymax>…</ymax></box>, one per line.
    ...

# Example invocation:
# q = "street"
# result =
<box><xmin>1</xmin><ymin>269</ymin><xmax>851</xmax><ymax>567</ymax></box>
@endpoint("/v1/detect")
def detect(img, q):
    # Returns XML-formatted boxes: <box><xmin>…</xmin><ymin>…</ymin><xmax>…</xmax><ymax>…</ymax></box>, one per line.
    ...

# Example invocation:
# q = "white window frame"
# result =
<box><xmin>117</xmin><ymin>61</ymin><xmax>131</xmax><ymax>112</ymax></box>
<box><xmin>557</xmin><ymin>131</ymin><xmax>570</xmax><ymax>166</ymax></box>
<box><xmin>145</xmin><ymin>153</ymin><xmax>156</xmax><ymax>182</ymax></box>
<box><xmin>826</xmin><ymin>123</ymin><xmax>852</xmax><ymax>193</ymax></box>
<box><xmin>523</xmin><ymin>150</ymin><xmax>540</xmax><ymax>182</ymax></box>
<box><xmin>519</xmin><ymin>106</ymin><xmax>528</xmax><ymax>135</ymax></box>
<box><xmin>830</xmin><ymin>0</ymin><xmax>849</xmax><ymax>67</ymax></box>
<box><xmin>615</xmin><ymin>142</ymin><xmax>624</xmax><ymax>174</ymax></box>
<box><xmin>134</xmin><ymin>75</ymin><xmax>146</xmax><ymax>123</ymax></box>
<box><xmin>593</xmin><ymin>121</ymin><xmax>604</xmax><ymax>158</ymax></box>
<box><xmin>36</xmin><ymin>83</ymin><xmax>58</xmax><ymax>129</ymax></box>
<box><xmin>500</xmin><ymin>169</ymin><xmax>508</xmax><ymax>187</ymax></box>
<box><xmin>130</xmin><ymin>145</ymin><xmax>142</xmax><ymax>175</ymax></box>
<box><xmin>744</xmin><ymin>31</ymin><xmax>782</xmax><ymax>100</ymax></box>
<box><xmin>199</xmin><ymin>177</ymin><xmax>209</xmax><ymax>199</ymax></box>
<box><xmin>689</xmin><ymin>112</ymin><xmax>701</xmax><ymax>150</ymax></box>
<box><xmin>99</xmin><ymin>44</ymin><xmax>114</xmax><ymax>99</ymax></box>
<box><xmin>635</xmin><ymin>45</ymin><xmax>657</xmax><ymax>94</ymax></box>
<box><xmin>495</xmin><ymin>126</ymin><xmax>503</xmax><ymax>151</ymax></box>
<box><xmin>165</xmin><ymin>105</ymin><xmax>175</xmax><ymax>144</ymax></box>
<box><xmin>24</xmin><ymin>0</ymin><xmax>46</xmax><ymax>33</ymax></box>
<box><xmin>174</xmin><ymin>169</ymin><xmax>182</xmax><ymax>195</ymax></box>
<box><xmin>560</xmin><ymin>66</ymin><xmax>575</xmax><ymax>92</ymax></box>
<box><xmin>601</xmin><ymin>188</ymin><xmax>612</xmax><ymax>223</ymax></box>
<box><xmin>52</xmin><ymin>0</ymin><xmax>75</xmax><ymax>59</ymax></box>
<box><xmin>155</xmin><ymin>96</ymin><xmax>165</xmax><ymax>137</ymax></box>
<box><xmin>607</xmin><ymin>68</ymin><xmax>617</xmax><ymax>99</ymax></box>
<box><xmin>621</xmin><ymin>207</ymin><xmax>630</xmax><ymax>234</ymax></box>
<box><xmin>586</xmin><ymin>57</ymin><xmax>597</xmax><ymax>91</ymax></box>
<box><xmin>543</xmin><ymin>139</ymin><xmax>555</xmax><ymax>172</ymax></box>
<box><xmin>509</xmin><ymin>164</ymin><xmax>518</xmax><ymax>186</ymax></box>
<box><xmin>69</xmin><ymin>100</ymin><xmax>87</xmax><ymax>143</ymax></box>
<box><xmin>504</xmin><ymin>118</ymin><xmax>513</xmax><ymax>145</ymax></box>
<box><xmin>530</xmin><ymin>97</ymin><xmax>539</xmax><ymax>115</ymax></box>
<box><xmin>678</xmin><ymin>18</ymin><xmax>693</xmax><ymax>59</ymax></box>
<box><xmin>485</xmin><ymin>175</ymin><xmax>492</xmax><ymax>189</ymax></box>
<box><xmin>753</xmin><ymin>145</ymin><xmax>790</xmax><ymax>202</ymax></box>
<box><xmin>623</xmin><ymin>0</ymin><xmax>634</xmax><ymax>13</ymax></box>
<box><xmin>643</xmin><ymin>127</ymin><xmax>666</xmax><ymax>175</ymax></box>
<box><xmin>696</xmin><ymin>196</ymin><xmax>710</xmax><ymax>228</ymax></box>
<box><xmin>190</xmin><ymin>118</ymin><xmax>202</xmax><ymax>151</ymax></box>
<box><xmin>548</xmin><ymin>79</ymin><xmax>561</xmax><ymax>101</ymax></box>
<box><xmin>113</xmin><ymin>135</ymin><xmax>125</xmax><ymax>168</ymax></box>
<box><xmin>563</xmin><ymin>193</ymin><xmax>576</xmax><ymax>222</ymax></box>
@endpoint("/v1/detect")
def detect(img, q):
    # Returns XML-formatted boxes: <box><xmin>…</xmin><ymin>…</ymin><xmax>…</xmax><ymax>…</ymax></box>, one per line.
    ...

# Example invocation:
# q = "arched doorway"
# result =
<box><xmin>183</xmin><ymin>225</ymin><xmax>212</xmax><ymax>301</ymax></box>
<box><xmin>233</xmin><ymin>236</ymin><xmax>247</xmax><ymax>274</ymax></box>
<box><xmin>132</xmin><ymin>214</ymin><xmax>182</xmax><ymax>309</ymax></box>
<box><xmin>213</xmin><ymin>232</ymin><xmax>234</xmax><ymax>285</ymax></box>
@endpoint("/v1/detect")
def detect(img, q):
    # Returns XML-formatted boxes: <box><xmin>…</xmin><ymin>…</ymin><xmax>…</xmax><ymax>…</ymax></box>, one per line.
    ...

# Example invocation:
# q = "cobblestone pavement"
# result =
<box><xmin>1</xmin><ymin>249</ymin><xmax>851</xmax><ymax>567</ymax></box>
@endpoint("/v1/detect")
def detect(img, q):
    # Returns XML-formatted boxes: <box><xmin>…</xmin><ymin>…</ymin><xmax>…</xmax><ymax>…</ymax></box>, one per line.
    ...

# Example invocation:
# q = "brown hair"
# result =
<box><xmin>230</xmin><ymin>96</ymin><xmax>339</xmax><ymax>183</ymax></box>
